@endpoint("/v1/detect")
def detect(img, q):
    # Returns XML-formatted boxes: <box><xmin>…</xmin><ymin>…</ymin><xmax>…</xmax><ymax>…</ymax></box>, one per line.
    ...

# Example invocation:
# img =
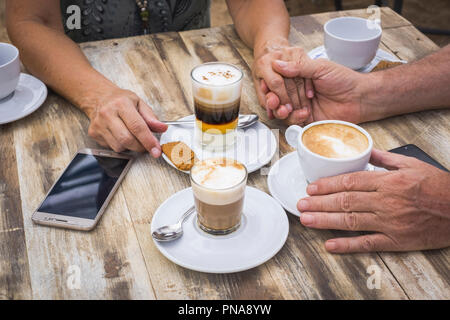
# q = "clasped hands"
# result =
<box><xmin>253</xmin><ymin>46</ymin><xmax>450</xmax><ymax>254</ymax></box>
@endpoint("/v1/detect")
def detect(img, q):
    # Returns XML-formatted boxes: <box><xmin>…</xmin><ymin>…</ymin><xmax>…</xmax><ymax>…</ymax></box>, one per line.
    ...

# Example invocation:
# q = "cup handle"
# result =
<box><xmin>285</xmin><ymin>125</ymin><xmax>303</xmax><ymax>149</ymax></box>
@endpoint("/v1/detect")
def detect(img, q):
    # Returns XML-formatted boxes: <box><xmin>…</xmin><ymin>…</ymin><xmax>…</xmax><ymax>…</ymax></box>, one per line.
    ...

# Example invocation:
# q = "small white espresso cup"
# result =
<box><xmin>285</xmin><ymin>120</ymin><xmax>373</xmax><ymax>183</ymax></box>
<box><xmin>324</xmin><ymin>17</ymin><xmax>382</xmax><ymax>70</ymax></box>
<box><xmin>0</xmin><ymin>43</ymin><xmax>20</xmax><ymax>100</ymax></box>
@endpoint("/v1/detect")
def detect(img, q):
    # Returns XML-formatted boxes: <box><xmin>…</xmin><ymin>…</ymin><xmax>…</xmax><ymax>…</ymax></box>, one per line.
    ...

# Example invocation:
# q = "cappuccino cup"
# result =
<box><xmin>285</xmin><ymin>120</ymin><xmax>373</xmax><ymax>182</ymax></box>
<box><xmin>0</xmin><ymin>43</ymin><xmax>20</xmax><ymax>100</ymax></box>
<box><xmin>324</xmin><ymin>17</ymin><xmax>382</xmax><ymax>70</ymax></box>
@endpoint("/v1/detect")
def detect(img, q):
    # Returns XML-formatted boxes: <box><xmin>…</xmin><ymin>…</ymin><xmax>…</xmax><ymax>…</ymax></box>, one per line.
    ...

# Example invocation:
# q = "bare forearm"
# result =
<box><xmin>7</xmin><ymin>21</ymin><xmax>115</xmax><ymax>117</ymax></box>
<box><xmin>226</xmin><ymin>0</ymin><xmax>290</xmax><ymax>58</ymax></box>
<box><xmin>361</xmin><ymin>45</ymin><xmax>450</xmax><ymax>121</ymax></box>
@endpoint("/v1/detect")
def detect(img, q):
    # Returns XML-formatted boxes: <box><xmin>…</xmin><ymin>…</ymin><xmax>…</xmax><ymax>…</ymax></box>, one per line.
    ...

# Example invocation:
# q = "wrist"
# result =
<box><xmin>358</xmin><ymin>71</ymin><xmax>387</xmax><ymax>122</ymax></box>
<box><xmin>253</xmin><ymin>36</ymin><xmax>289</xmax><ymax>59</ymax></box>
<box><xmin>78</xmin><ymin>80</ymin><xmax>118</xmax><ymax>119</ymax></box>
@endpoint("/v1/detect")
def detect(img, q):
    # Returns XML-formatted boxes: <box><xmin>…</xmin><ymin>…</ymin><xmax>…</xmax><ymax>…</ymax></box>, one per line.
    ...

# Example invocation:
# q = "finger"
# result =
<box><xmin>325</xmin><ymin>233</ymin><xmax>398</xmax><ymax>253</ymax></box>
<box><xmin>103</xmin><ymin>128</ymin><xmax>126</xmax><ymax>153</ymax></box>
<box><xmin>260</xmin><ymin>79</ymin><xmax>269</xmax><ymax>94</ymax></box>
<box><xmin>307</xmin><ymin>171</ymin><xmax>388</xmax><ymax>195</ymax></box>
<box><xmin>286</xmin><ymin>108</ymin><xmax>309</xmax><ymax>125</ymax></box>
<box><xmin>294</xmin><ymin>77</ymin><xmax>310</xmax><ymax>110</ymax></box>
<box><xmin>253</xmin><ymin>77</ymin><xmax>267</xmax><ymax>108</ymax></box>
<box><xmin>284</xmin><ymin>78</ymin><xmax>301</xmax><ymax>110</ymax></box>
<box><xmin>118</xmin><ymin>102</ymin><xmax>161</xmax><ymax>156</ymax></box>
<box><xmin>305</xmin><ymin>79</ymin><xmax>314</xmax><ymax>98</ymax></box>
<box><xmin>300</xmin><ymin>211</ymin><xmax>379</xmax><ymax>232</ymax></box>
<box><xmin>108</xmin><ymin>117</ymin><xmax>145</xmax><ymax>152</ymax></box>
<box><xmin>274</xmin><ymin>105</ymin><xmax>291</xmax><ymax>119</ymax></box>
<box><xmin>370</xmin><ymin>148</ymin><xmax>417</xmax><ymax>170</ymax></box>
<box><xmin>297</xmin><ymin>192</ymin><xmax>379</xmax><ymax>213</ymax></box>
<box><xmin>260</xmin><ymin>69</ymin><xmax>291</xmax><ymax>106</ymax></box>
<box><xmin>266</xmin><ymin>92</ymin><xmax>280</xmax><ymax>111</ymax></box>
<box><xmin>138</xmin><ymin>100</ymin><xmax>168</xmax><ymax>133</ymax></box>
<box><xmin>272</xmin><ymin>58</ymin><xmax>323</xmax><ymax>79</ymax></box>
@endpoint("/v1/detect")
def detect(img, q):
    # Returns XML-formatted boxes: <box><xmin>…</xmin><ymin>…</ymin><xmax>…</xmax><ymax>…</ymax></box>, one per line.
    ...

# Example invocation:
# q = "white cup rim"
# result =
<box><xmin>324</xmin><ymin>17</ymin><xmax>382</xmax><ymax>43</ymax></box>
<box><xmin>299</xmin><ymin>120</ymin><xmax>373</xmax><ymax>162</ymax></box>
<box><xmin>0</xmin><ymin>43</ymin><xmax>19</xmax><ymax>69</ymax></box>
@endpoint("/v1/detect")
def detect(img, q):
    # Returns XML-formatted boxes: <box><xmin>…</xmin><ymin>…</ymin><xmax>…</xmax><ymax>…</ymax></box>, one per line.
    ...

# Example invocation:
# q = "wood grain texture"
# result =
<box><xmin>0</xmin><ymin>7</ymin><xmax>449</xmax><ymax>300</ymax></box>
<box><xmin>290</xmin><ymin>10</ymin><xmax>450</xmax><ymax>300</ymax></box>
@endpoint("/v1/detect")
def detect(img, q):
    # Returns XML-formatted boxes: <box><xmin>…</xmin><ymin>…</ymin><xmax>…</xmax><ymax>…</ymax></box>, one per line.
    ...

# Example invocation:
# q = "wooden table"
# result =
<box><xmin>1</xmin><ymin>8</ymin><xmax>449</xmax><ymax>300</ymax></box>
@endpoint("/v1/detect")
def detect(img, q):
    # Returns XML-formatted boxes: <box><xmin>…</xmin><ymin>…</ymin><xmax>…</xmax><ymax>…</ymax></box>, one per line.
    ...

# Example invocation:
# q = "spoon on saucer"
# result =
<box><xmin>152</xmin><ymin>205</ymin><xmax>195</xmax><ymax>242</ymax></box>
<box><xmin>162</xmin><ymin>114</ymin><xmax>259</xmax><ymax>129</ymax></box>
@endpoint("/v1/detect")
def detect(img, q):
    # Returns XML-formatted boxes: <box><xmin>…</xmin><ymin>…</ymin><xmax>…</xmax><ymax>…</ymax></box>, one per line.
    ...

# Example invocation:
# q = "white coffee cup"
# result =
<box><xmin>0</xmin><ymin>43</ymin><xmax>20</xmax><ymax>100</ymax></box>
<box><xmin>285</xmin><ymin>120</ymin><xmax>373</xmax><ymax>182</ymax></box>
<box><xmin>324</xmin><ymin>17</ymin><xmax>382</xmax><ymax>70</ymax></box>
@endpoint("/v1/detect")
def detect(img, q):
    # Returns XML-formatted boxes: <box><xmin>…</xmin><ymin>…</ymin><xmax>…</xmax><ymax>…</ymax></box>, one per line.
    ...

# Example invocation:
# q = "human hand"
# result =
<box><xmin>252</xmin><ymin>43</ymin><xmax>313</xmax><ymax>123</ymax></box>
<box><xmin>85</xmin><ymin>88</ymin><xmax>168</xmax><ymax>156</ymax></box>
<box><xmin>298</xmin><ymin>149</ymin><xmax>450</xmax><ymax>253</ymax></box>
<box><xmin>272</xmin><ymin>55</ymin><xmax>370</xmax><ymax>124</ymax></box>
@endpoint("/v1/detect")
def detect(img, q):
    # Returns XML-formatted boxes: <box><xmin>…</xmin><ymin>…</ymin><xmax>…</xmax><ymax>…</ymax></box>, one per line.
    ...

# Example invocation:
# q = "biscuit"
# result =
<box><xmin>161</xmin><ymin>141</ymin><xmax>196</xmax><ymax>171</ymax></box>
<box><xmin>371</xmin><ymin>60</ymin><xmax>404</xmax><ymax>72</ymax></box>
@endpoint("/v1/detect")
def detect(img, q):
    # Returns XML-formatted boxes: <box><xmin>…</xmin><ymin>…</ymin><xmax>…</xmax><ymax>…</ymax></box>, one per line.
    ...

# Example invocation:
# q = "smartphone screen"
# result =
<box><xmin>37</xmin><ymin>153</ymin><xmax>130</xmax><ymax>220</ymax></box>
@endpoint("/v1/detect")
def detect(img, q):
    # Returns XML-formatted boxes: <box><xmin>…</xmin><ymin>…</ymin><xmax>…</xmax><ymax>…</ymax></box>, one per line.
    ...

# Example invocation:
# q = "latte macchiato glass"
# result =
<box><xmin>285</xmin><ymin>120</ymin><xmax>373</xmax><ymax>182</ymax></box>
<box><xmin>190</xmin><ymin>157</ymin><xmax>247</xmax><ymax>235</ymax></box>
<box><xmin>191</xmin><ymin>62</ymin><xmax>243</xmax><ymax>151</ymax></box>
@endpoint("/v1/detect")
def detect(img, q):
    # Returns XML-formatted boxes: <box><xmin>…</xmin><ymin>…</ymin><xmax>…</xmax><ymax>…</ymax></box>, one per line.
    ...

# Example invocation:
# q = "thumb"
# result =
<box><xmin>370</xmin><ymin>149</ymin><xmax>416</xmax><ymax>170</ymax></box>
<box><xmin>272</xmin><ymin>57</ymin><xmax>321</xmax><ymax>79</ymax></box>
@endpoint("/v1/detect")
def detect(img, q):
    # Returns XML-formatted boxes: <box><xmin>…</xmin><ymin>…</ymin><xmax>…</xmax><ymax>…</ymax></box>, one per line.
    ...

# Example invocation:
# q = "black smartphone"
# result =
<box><xmin>389</xmin><ymin>144</ymin><xmax>448</xmax><ymax>172</ymax></box>
<box><xmin>32</xmin><ymin>148</ymin><xmax>134</xmax><ymax>231</ymax></box>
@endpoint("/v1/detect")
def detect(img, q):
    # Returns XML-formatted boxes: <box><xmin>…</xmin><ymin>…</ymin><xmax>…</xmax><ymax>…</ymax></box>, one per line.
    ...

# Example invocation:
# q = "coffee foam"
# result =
<box><xmin>192</xmin><ymin>63</ymin><xmax>242</xmax><ymax>105</ymax></box>
<box><xmin>191</xmin><ymin>158</ymin><xmax>246</xmax><ymax>205</ymax></box>
<box><xmin>302</xmin><ymin>123</ymin><xmax>369</xmax><ymax>159</ymax></box>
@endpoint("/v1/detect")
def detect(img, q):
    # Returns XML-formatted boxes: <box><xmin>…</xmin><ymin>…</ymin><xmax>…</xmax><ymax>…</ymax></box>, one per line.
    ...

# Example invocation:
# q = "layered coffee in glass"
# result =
<box><xmin>191</xmin><ymin>62</ymin><xmax>243</xmax><ymax>151</ymax></box>
<box><xmin>190</xmin><ymin>157</ymin><xmax>247</xmax><ymax>235</ymax></box>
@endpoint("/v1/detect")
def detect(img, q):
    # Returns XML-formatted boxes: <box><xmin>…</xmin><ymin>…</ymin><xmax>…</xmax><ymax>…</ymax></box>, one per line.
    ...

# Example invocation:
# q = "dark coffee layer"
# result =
<box><xmin>194</xmin><ymin>98</ymin><xmax>240</xmax><ymax>125</ymax></box>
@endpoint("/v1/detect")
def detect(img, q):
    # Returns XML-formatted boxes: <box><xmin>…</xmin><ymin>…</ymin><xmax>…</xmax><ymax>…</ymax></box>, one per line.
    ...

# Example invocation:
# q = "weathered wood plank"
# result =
<box><xmin>0</xmin><ymin>124</ymin><xmax>32</xmax><ymax>300</ymax></box>
<box><xmin>106</xmin><ymin>30</ymin><xmax>285</xmax><ymax>299</ymax></box>
<box><xmin>10</xmin><ymin>92</ymin><xmax>155</xmax><ymax>299</ymax></box>
<box><xmin>1</xmin><ymin>7</ymin><xmax>448</xmax><ymax>300</ymax></box>
<box><xmin>221</xmin><ymin>24</ymin><xmax>407</xmax><ymax>300</ymax></box>
<box><xmin>292</xmin><ymin>11</ymin><xmax>450</xmax><ymax>299</ymax></box>
<box><xmin>368</xmin><ymin>24</ymin><xmax>450</xmax><ymax>300</ymax></box>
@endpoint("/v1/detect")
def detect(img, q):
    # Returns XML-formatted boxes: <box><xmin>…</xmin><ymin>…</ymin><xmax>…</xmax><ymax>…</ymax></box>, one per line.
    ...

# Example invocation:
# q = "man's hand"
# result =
<box><xmin>297</xmin><ymin>149</ymin><xmax>450</xmax><ymax>253</ymax></box>
<box><xmin>272</xmin><ymin>56</ymin><xmax>369</xmax><ymax>124</ymax></box>
<box><xmin>85</xmin><ymin>88</ymin><xmax>168</xmax><ymax>156</ymax></box>
<box><xmin>253</xmin><ymin>44</ymin><xmax>313</xmax><ymax>123</ymax></box>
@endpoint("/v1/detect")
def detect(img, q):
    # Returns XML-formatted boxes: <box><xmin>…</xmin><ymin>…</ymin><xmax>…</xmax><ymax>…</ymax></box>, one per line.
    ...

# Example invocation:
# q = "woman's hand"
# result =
<box><xmin>252</xmin><ymin>41</ymin><xmax>313</xmax><ymax>123</ymax></box>
<box><xmin>84</xmin><ymin>87</ymin><xmax>168</xmax><ymax>156</ymax></box>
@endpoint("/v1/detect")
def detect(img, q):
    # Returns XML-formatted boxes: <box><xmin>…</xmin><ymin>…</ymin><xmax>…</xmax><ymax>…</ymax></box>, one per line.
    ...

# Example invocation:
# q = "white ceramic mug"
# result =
<box><xmin>0</xmin><ymin>43</ymin><xmax>20</xmax><ymax>100</ymax></box>
<box><xmin>324</xmin><ymin>17</ymin><xmax>382</xmax><ymax>70</ymax></box>
<box><xmin>285</xmin><ymin>120</ymin><xmax>373</xmax><ymax>182</ymax></box>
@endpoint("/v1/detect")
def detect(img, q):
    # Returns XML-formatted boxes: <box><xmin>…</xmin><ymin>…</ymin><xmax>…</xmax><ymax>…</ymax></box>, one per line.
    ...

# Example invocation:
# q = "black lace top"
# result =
<box><xmin>60</xmin><ymin>0</ymin><xmax>211</xmax><ymax>42</ymax></box>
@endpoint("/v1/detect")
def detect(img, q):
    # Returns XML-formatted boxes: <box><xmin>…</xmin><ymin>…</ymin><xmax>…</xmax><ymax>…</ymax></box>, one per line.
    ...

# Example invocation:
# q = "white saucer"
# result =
<box><xmin>268</xmin><ymin>152</ymin><xmax>388</xmax><ymax>217</ymax></box>
<box><xmin>0</xmin><ymin>73</ymin><xmax>47</xmax><ymax>125</ymax></box>
<box><xmin>151</xmin><ymin>186</ymin><xmax>289</xmax><ymax>273</ymax></box>
<box><xmin>160</xmin><ymin>115</ymin><xmax>277</xmax><ymax>174</ymax></box>
<box><xmin>307</xmin><ymin>46</ymin><xmax>406</xmax><ymax>73</ymax></box>
<box><xmin>267</xmin><ymin>152</ymin><xmax>305</xmax><ymax>217</ymax></box>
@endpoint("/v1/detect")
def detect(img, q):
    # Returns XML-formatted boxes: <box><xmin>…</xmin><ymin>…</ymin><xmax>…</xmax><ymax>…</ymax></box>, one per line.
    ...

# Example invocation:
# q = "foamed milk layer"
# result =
<box><xmin>302</xmin><ymin>124</ymin><xmax>369</xmax><ymax>159</ymax></box>
<box><xmin>191</xmin><ymin>158</ymin><xmax>246</xmax><ymax>205</ymax></box>
<box><xmin>192</xmin><ymin>63</ymin><xmax>242</xmax><ymax>105</ymax></box>
<box><xmin>314</xmin><ymin>136</ymin><xmax>363</xmax><ymax>158</ymax></box>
